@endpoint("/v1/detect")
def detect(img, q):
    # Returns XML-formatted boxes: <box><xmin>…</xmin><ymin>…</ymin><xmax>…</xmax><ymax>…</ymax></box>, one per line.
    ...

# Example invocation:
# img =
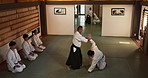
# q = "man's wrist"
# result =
<box><xmin>87</xmin><ymin>70</ymin><xmax>91</xmax><ymax>73</ymax></box>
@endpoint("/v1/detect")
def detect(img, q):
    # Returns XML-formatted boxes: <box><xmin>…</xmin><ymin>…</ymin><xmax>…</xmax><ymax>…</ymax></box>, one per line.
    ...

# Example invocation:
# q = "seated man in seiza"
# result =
<box><xmin>87</xmin><ymin>39</ymin><xmax>107</xmax><ymax>73</ymax></box>
<box><xmin>22</xmin><ymin>34</ymin><xmax>38</xmax><ymax>61</ymax></box>
<box><xmin>93</xmin><ymin>13</ymin><xmax>100</xmax><ymax>24</ymax></box>
<box><xmin>32</xmin><ymin>30</ymin><xmax>46</xmax><ymax>52</ymax></box>
<box><xmin>6</xmin><ymin>41</ymin><xmax>26</xmax><ymax>73</ymax></box>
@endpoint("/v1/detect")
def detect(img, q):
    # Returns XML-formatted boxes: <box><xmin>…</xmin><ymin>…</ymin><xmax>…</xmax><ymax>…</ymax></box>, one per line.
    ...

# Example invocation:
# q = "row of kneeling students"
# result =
<box><xmin>6</xmin><ymin>30</ymin><xmax>46</xmax><ymax>73</ymax></box>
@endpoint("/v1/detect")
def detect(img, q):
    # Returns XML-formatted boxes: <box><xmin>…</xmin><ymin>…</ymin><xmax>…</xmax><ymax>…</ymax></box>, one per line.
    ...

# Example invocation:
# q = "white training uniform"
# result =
<box><xmin>32</xmin><ymin>35</ymin><xmax>46</xmax><ymax>52</ymax></box>
<box><xmin>93</xmin><ymin>13</ymin><xmax>100</xmax><ymax>24</ymax></box>
<box><xmin>72</xmin><ymin>31</ymin><xmax>88</xmax><ymax>52</ymax></box>
<box><xmin>22</xmin><ymin>41</ymin><xmax>38</xmax><ymax>61</ymax></box>
<box><xmin>88</xmin><ymin>39</ymin><xmax>106</xmax><ymax>72</ymax></box>
<box><xmin>6</xmin><ymin>49</ymin><xmax>26</xmax><ymax>73</ymax></box>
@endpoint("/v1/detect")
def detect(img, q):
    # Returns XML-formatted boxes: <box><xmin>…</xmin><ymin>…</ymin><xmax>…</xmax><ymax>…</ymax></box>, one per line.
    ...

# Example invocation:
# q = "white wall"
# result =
<box><xmin>102</xmin><ymin>5</ymin><xmax>133</xmax><ymax>37</ymax></box>
<box><xmin>46</xmin><ymin>5</ymin><xmax>74</xmax><ymax>35</ymax></box>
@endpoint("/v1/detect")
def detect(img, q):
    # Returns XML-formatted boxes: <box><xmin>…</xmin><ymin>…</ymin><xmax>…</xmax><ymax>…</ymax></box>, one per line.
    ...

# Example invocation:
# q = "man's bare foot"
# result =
<box><xmin>66</xmin><ymin>66</ymin><xmax>71</xmax><ymax>70</ymax></box>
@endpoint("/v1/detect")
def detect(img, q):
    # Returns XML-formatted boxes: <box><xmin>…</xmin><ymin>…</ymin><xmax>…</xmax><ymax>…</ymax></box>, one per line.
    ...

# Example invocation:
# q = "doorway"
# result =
<box><xmin>74</xmin><ymin>4</ymin><xmax>102</xmax><ymax>36</ymax></box>
<box><xmin>139</xmin><ymin>8</ymin><xmax>148</xmax><ymax>49</ymax></box>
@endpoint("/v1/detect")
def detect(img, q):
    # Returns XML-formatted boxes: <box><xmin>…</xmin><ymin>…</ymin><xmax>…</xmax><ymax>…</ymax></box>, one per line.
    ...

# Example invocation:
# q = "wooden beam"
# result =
<box><xmin>45</xmin><ymin>1</ymin><xmax>135</xmax><ymax>5</ymax></box>
<box><xmin>40</xmin><ymin>1</ymin><xmax>47</xmax><ymax>35</ymax></box>
<box><xmin>0</xmin><ymin>1</ymin><xmax>40</xmax><ymax>11</ymax></box>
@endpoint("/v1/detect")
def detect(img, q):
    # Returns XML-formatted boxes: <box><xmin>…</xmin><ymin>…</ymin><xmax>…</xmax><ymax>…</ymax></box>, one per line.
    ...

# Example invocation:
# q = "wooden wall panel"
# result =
<box><xmin>90</xmin><ymin>0</ymin><xmax>141</xmax><ymax>1</ymax></box>
<box><xmin>0</xmin><ymin>22</ymin><xmax>9</xmax><ymax>29</ymax></box>
<box><xmin>0</xmin><ymin>6</ymin><xmax>40</xmax><ymax>47</ymax></box>
<box><xmin>46</xmin><ymin>0</ymin><xmax>89</xmax><ymax>1</ymax></box>
<box><xmin>44</xmin><ymin>0</ymin><xmax>142</xmax><ymax>1</ymax></box>
<box><xmin>0</xmin><ymin>0</ymin><xmax>15</xmax><ymax>4</ymax></box>
<box><xmin>17</xmin><ymin>0</ymin><xmax>40</xmax><ymax>3</ymax></box>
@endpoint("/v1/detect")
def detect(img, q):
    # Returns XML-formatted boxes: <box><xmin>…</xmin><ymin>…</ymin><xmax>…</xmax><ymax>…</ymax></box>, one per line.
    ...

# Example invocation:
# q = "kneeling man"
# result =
<box><xmin>7</xmin><ymin>41</ymin><xmax>26</xmax><ymax>73</ymax></box>
<box><xmin>22</xmin><ymin>34</ymin><xmax>38</xmax><ymax>61</ymax></box>
<box><xmin>87</xmin><ymin>39</ymin><xmax>106</xmax><ymax>73</ymax></box>
<box><xmin>32</xmin><ymin>30</ymin><xmax>46</xmax><ymax>52</ymax></box>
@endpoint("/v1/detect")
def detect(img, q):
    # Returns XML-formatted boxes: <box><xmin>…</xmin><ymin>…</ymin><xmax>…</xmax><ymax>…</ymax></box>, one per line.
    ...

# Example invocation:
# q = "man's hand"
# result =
<box><xmin>29</xmin><ymin>52</ymin><xmax>34</xmax><ymax>56</ymax></box>
<box><xmin>88</xmin><ymin>34</ymin><xmax>91</xmax><ymax>40</ymax></box>
<box><xmin>87</xmin><ymin>70</ymin><xmax>91</xmax><ymax>73</ymax></box>
<box><xmin>18</xmin><ymin>61</ymin><xmax>23</xmax><ymax>65</ymax></box>
<box><xmin>14</xmin><ymin>65</ymin><xmax>20</xmax><ymax>69</ymax></box>
<box><xmin>38</xmin><ymin>46</ymin><xmax>43</xmax><ymax>50</ymax></box>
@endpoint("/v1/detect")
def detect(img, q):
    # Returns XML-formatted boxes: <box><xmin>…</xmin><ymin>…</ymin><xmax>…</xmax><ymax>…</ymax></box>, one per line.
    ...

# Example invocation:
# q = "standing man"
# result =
<box><xmin>66</xmin><ymin>26</ymin><xmax>91</xmax><ymax>70</ymax></box>
<box><xmin>88</xmin><ymin>7</ymin><xmax>93</xmax><ymax>24</ymax></box>
<box><xmin>7</xmin><ymin>41</ymin><xmax>26</xmax><ymax>73</ymax></box>
<box><xmin>87</xmin><ymin>39</ymin><xmax>107</xmax><ymax>73</ymax></box>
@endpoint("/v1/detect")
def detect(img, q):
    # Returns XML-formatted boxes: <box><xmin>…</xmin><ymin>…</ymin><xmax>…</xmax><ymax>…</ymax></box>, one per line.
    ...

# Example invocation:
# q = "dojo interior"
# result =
<box><xmin>0</xmin><ymin>0</ymin><xmax>148</xmax><ymax>78</ymax></box>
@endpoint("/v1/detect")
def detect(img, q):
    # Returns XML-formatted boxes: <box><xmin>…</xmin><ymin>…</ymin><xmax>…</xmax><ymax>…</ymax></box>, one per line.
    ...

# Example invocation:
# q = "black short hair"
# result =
<box><xmin>9</xmin><ymin>41</ymin><xmax>16</xmax><ymax>46</ymax></box>
<box><xmin>23</xmin><ymin>34</ymin><xmax>28</xmax><ymax>39</ymax></box>
<box><xmin>77</xmin><ymin>26</ymin><xmax>83</xmax><ymax>31</ymax></box>
<box><xmin>32</xmin><ymin>30</ymin><xmax>37</xmax><ymax>34</ymax></box>
<box><xmin>87</xmin><ymin>50</ymin><xmax>94</xmax><ymax>56</ymax></box>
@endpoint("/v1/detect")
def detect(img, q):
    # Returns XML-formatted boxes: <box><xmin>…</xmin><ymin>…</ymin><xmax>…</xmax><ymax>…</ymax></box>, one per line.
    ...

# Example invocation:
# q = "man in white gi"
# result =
<box><xmin>32</xmin><ymin>30</ymin><xmax>46</xmax><ymax>52</ymax></box>
<box><xmin>66</xmin><ymin>26</ymin><xmax>91</xmax><ymax>70</ymax></box>
<box><xmin>93</xmin><ymin>13</ymin><xmax>100</xmax><ymax>24</ymax></box>
<box><xmin>87</xmin><ymin>39</ymin><xmax>107</xmax><ymax>73</ymax></box>
<box><xmin>6</xmin><ymin>41</ymin><xmax>26</xmax><ymax>73</ymax></box>
<box><xmin>22</xmin><ymin>34</ymin><xmax>38</xmax><ymax>61</ymax></box>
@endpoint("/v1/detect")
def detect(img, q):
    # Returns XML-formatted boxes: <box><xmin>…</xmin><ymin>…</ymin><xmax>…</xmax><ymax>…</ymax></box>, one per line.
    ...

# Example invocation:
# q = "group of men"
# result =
<box><xmin>6</xmin><ymin>30</ymin><xmax>46</xmax><ymax>73</ymax></box>
<box><xmin>66</xmin><ymin>26</ymin><xmax>107</xmax><ymax>73</ymax></box>
<box><xmin>6</xmin><ymin>26</ymin><xmax>106</xmax><ymax>73</ymax></box>
<box><xmin>85</xmin><ymin>8</ymin><xmax>100</xmax><ymax>25</ymax></box>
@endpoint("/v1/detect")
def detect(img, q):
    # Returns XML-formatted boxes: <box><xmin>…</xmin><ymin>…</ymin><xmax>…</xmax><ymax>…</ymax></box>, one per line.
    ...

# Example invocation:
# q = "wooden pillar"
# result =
<box><xmin>93</xmin><ymin>5</ymin><xmax>100</xmax><ymax>17</ymax></box>
<box><xmin>144</xmin><ymin>22</ymin><xmax>148</xmax><ymax>54</ymax></box>
<box><xmin>131</xmin><ymin>1</ymin><xmax>142</xmax><ymax>38</ymax></box>
<box><xmin>40</xmin><ymin>1</ymin><xmax>47</xmax><ymax>36</ymax></box>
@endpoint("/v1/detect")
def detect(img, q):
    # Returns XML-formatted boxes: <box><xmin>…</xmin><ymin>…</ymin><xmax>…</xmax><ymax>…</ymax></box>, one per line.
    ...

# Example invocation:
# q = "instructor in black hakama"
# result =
<box><xmin>66</xmin><ymin>26</ymin><xmax>91</xmax><ymax>70</ymax></box>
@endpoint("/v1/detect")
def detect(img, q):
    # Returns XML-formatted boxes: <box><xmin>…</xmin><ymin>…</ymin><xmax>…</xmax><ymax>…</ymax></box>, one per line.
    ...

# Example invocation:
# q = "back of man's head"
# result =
<box><xmin>32</xmin><ymin>30</ymin><xmax>37</xmax><ymax>34</ymax></box>
<box><xmin>87</xmin><ymin>50</ymin><xmax>94</xmax><ymax>56</ymax></box>
<box><xmin>9</xmin><ymin>41</ymin><xmax>16</xmax><ymax>47</ymax></box>
<box><xmin>23</xmin><ymin>34</ymin><xmax>28</xmax><ymax>39</ymax></box>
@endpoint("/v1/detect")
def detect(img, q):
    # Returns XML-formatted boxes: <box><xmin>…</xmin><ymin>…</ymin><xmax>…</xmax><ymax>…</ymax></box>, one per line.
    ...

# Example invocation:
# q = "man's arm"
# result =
<box><xmin>32</xmin><ymin>36</ymin><xmax>39</xmax><ymax>47</ymax></box>
<box><xmin>78</xmin><ymin>34</ymin><xmax>91</xmax><ymax>43</ymax></box>
<box><xmin>88</xmin><ymin>59</ymin><xmax>98</xmax><ymax>72</ymax></box>
<box><xmin>90</xmin><ymin>39</ymin><xmax>97</xmax><ymax>51</ymax></box>
<box><xmin>7</xmin><ymin>54</ymin><xmax>16</xmax><ymax>69</ymax></box>
<box><xmin>22</xmin><ymin>43</ymin><xmax>30</xmax><ymax>55</ymax></box>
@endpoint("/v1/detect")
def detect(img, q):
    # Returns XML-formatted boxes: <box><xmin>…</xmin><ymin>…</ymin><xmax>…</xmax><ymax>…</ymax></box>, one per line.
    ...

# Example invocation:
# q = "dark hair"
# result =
<box><xmin>89</xmin><ymin>8</ymin><xmax>91</xmax><ymax>10</ymax></box>
<box><xmin>87</xmin><ymin>50</ymin><xmax>94</xmax><ymax>56</ymax></box>
<box><xmin>77</xmin><ymin>26</ymin><xmax>83</xmax><ymax>31</ymax></box>
<box><xmin>9</xmin><ymin>41</ymin><xmax>16</xmax><ymax>46</ymax></box>
<box><xmin>23</xmin><ymin>34</ymin><xmax>28</xmax><ymax>39</ymax></box>
<box><xmin>32</xmin><ymin>30</ymin><xmax>37</xmax><ymax>34</ymax></box>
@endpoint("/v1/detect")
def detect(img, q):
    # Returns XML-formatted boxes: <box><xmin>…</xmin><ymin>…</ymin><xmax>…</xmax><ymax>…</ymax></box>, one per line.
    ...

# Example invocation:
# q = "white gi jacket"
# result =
<box><xmin>6</xmin><ymin>49</ymin><xmax>23</xmax><ymax>71</ymax></box>
<box><xmin>22</xmin><ymin>41</ymin><xmax>35</xmax><ymax>56</ymax></box>
<box><xmin>32</xmin><ymin>35</ymin><xmax>42</xmax><ymax>47</ymax></box>
<box><xmin>73</xmin><ymin>31</ymin><xmax>88</xmax><ymax>47</ymax></box>
<box><xmin>88</xmin><ymin>39</ymin><xmax>104</xmax><ymax>72</ymax></box>
<box><xmin>72</xmin><ymin>31</ymin><xmax>88</xmax><ymax>52</ymax></box>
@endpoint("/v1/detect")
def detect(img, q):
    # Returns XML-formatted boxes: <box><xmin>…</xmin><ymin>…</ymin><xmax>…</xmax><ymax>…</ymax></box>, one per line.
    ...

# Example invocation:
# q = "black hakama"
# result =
<box><xmin>85</xmin><ymin>15</ymin><xmax>91</xmax><ymax>24</ymax></box>
<box><xmin>66</xmin><ymin>44</ymin><xmax>82</xmax><ymax>69</ymax></box>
